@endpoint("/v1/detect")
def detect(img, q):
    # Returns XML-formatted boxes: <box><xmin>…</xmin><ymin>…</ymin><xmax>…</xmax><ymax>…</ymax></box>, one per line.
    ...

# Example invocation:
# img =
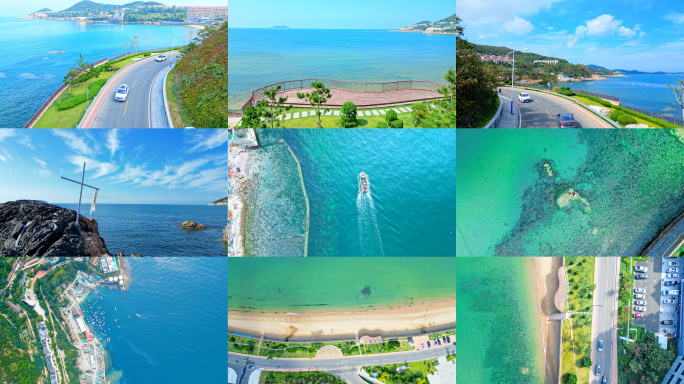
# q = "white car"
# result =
<box><xmin>114</xmin><ymin>84</ymin><xmax>128</xmax><ymax>102</ymax></box>
<box><xmin>667</xmin><ymin>268</ymin><xmax>679</xmax><ymax>273</ymax></box>
<box><xmin>665</xmin><ymin>290</ymin><xmax>680</xmax><ymax>296</ymax></box>
<box><xmin>518</xmin><ymin>92</ymin><xmax>531</xmax><ymax>102</ymax></box>
<box><xmin>669</xmin><ymin>261</ymin><xmax>680</xmax><ymax>267</ymax></box>
<box><xmin>667</xmin><ymin>274</ymin><xmax>680</xmax><ymax>279</ymax></box>
<box><xmin>634</xmin><ymin>306</ymin><xmax>646</xmax><ymax>312</ymax></box>
<box><xmin>634</xmin><ymin>293</ymin><xmax>646</xmax><ymax>299</ymax></box>
<box><xmin>634</xmin><ymin>287</ymin><xmax>646</xmax><ymax>294</ymax></box>
<box><xmin>635</xmin><ymin>300</ymin><xmax>646</xmax><ymax>305</ymax></box>
<box><xmin>156</xmin><ymin>54</ymin><xmax>167</xmax><ymax>62</ymax></box>
<box><xmin>635</xmin><ymin>265</ymin><xmax>647</xmax><ymax>272</ymax></box>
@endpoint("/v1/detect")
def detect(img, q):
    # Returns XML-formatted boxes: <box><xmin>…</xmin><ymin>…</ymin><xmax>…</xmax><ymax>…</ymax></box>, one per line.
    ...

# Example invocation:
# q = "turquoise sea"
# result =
<box><xmin>228</xmin><ymin>28</ymin><xmax>456</xmax><ymax>110</ymax></box>
<box><xmin>228</xmin><ymin>257</ymin><xmax>456</xmax><ymax>312</ymax></box>
<box><xmin>0</xmin><ymin>18</ymin><xmax>199</xmax><ymax>127</ymax></box>
<box><xmin>456</xmin><ymin>257</ymin><xmax>544</xmax><ymax>384</ymax></box>
<box><xmin>456</xmin><ymin>129</ymin><xmax>684</xmax><ymax>256</ymax></box>
<box><xmin>81</xmin><ymin>257</ymin><xmax>227</xmax><ymax>384</ymax></box>
<box><xmin>560</xmin><ymin>74</ymin><xmax>684</xmax><ymax>122</ymax></box>
<box><xmin>248</xmin><ymin>129</ymin><xmax>456</xmax><ymax>257</ymax></box>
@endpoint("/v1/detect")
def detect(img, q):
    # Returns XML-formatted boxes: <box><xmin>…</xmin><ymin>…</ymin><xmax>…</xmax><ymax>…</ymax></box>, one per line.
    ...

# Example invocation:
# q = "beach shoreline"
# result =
<box><xmin>228</xmin><ymin>298</ymin><xmax>456</xmax><ymax>342</ymax></box>
<box><xmin>530</xmin><ymin>257</ymin><xmax>562</xmax><ymax>384</ymax></box>
<box><xmin>228</xmin><ymin>129</ymin><xmax>258</xmax><ymax>257</ymax></box>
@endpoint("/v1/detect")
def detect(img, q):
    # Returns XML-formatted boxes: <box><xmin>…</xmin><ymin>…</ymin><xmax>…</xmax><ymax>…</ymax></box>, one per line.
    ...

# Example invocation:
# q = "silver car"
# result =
<box><xmin>635</xmin><ymin>300</ymin><xmax>646</xmax><ymax>305</ymax></box>
<box><xmin>634</xmin><ymin>306</ymin><xmax>646</xmax><ymax>312</ymax></box>
<box><xmin>114</xmin><ymin>84</ymin><xmax>128</xmax><ymax>102</ymax></box>
<box><xmin>634</xmin><ymin>293</ymin><xmax>646</xmax><ymax>299</ymax></box>
<box><xmin>667</xmin><ymin>274</ymin><xmax>680</xmax><ymax>279</ymax></box>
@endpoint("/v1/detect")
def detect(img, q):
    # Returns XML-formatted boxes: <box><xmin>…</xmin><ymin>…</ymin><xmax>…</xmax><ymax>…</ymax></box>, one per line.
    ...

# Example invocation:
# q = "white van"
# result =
<box><xmin>664</xmin><ymin>290</ymin><xmax>680</xmax><ymax>296</ymax></box>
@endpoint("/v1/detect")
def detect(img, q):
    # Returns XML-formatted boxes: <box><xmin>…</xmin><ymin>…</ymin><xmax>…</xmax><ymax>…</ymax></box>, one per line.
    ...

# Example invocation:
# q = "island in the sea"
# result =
<box><xmin>396</xmin><ymin>13</ymin><xmax>458</xmax><ymax>35</ymax></box>
<box><xmin>270</xmin><ymin>25</ymin><xmax>290</xmax><ymax>29</ymax></box>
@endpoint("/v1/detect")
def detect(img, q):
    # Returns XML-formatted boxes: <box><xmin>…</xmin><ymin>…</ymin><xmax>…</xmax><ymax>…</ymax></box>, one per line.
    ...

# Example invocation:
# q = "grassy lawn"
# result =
<box><xmin>248</xmin><ymin>104</ymin><xmax>419</xmax><ymax>128</ymax></box>
<box><xmin>572</xmin><ymin>95</ymin><xmax>663</xmax><ymax>128</ymax></box>
<box><xmin>363</xmin><ymin>359</ymin><xmax>438</xmax><ymax>384</ymax></box>
<box><xmin>560</xmin><ymin>257</ymin><xmax>596</xmax><ymax>384</ymax></box>
<box><xmin>428</xmin><ymin>330</ymin><xmax>456</xmax><ymax>341</ymax></box>
<box><xmin>33</xmin><ymin>51</ymin><xmax>172</xmax><ymax>128</ymax></box>
<box><xmin>258</xmin><ymin>371</ymin><xmax>346</xmax><ymax>384</ymax></box>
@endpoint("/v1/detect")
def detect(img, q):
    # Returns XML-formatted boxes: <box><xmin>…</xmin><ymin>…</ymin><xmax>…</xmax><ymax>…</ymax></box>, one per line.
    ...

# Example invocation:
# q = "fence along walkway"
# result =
<box><xmin>243</xmin><ymin>79</ymin><xmax>445</xmax><ymax>110</ymax></box>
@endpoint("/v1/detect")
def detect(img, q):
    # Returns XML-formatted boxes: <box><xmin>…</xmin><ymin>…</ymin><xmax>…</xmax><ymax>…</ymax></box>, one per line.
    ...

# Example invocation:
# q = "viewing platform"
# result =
<box><xmin>243</xmin><ymin>79</ymin><xmax>446</xmax><ymax>110</ymax></box>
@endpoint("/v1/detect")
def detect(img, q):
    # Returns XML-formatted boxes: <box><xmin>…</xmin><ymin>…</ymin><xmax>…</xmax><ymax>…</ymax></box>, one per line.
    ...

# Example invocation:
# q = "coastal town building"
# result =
<box><xmin>534</xmin><ymin>60</ymin><xmax>559</xmax><ymax>64</ymax></box>
<box><xmin>100</xmin><ymin>256</ymin><xmax>118</xmax><ymax>274</ymax></box>
<box><xmin>186</xmin><ymin>6</ymin><xmax>228</xmax><ymax>22</ymax></box>
<box><xmin>37</xmin><ymin>322</ymin><xmax>60</xmax><ymax>384</ymax></box>
<box><xmin>110</xmin><ymin>10</ymin><xmax>124</xmax><ymax>22</ymax></box>
<box><xmin>478</xmin><ymin>54</ymin><xmax>514</xmax><ymax>64</ymax></box>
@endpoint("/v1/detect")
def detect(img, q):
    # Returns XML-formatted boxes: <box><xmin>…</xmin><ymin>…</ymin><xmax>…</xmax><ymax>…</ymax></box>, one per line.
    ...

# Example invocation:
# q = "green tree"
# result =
<box><xmin>411</xmin><ymin>102</ymin><xmax>429</xmax><ymax>126</ymax></box>
<box><xmin>241</xmin><ymin>105</ymin><xmax>265</xmax><ymax>128</ymax></box>
<box><xmin>667</xmin><ymin>78</ymin><xmax>684</xmax><ymax>126</ymax></box>
<box><xmin>339</xmin><ymin>101</ymin><xmax>358</xmax><ymax>128</ymax></box>
<box><xmin>297</xmin><ymin>81</ymin><xmax>332</xmax><ymax>128</ymax></box>
<box><xmin>256</xmin><ymin>85</ymin><xmax>291</xmax><ymax>128</ymax></box>
<box><xmin>581</xmin><ymin>356</ymin><xmax>592</xmax><ymax>367</ymax></box>
<box><xmin>562</xmin><ymin>373</ymin><xmax>578</xmax><ymax>384</ymax></box>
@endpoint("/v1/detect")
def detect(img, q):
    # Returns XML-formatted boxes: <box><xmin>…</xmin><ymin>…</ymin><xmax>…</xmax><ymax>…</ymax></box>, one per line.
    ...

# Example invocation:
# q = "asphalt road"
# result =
<box><xmin>499</xmin><ymin>88</ymin><xmax>613</xmax><ymax>128</ymax></box>
<box><xmin>590</xmin><ymin>257</ymin><xmax>619</xmax><ymax>384</ymax></box>
<box><xmin>228</xmin><ymin>345</ymin><xmax>455</xmax><ymax>383</ymax></box>
<box><xmin>81</xmin><ymin>52</ymin><xmax>179</xmax><ymax>128</ymax></box>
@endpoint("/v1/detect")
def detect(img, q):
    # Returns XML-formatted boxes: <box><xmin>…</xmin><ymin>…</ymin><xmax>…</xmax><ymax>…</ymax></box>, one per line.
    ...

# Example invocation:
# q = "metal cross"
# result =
<box><xmin>61</xmin><ymin>162</ymin><xmax>100</xmax><ymax>226</ymax></box>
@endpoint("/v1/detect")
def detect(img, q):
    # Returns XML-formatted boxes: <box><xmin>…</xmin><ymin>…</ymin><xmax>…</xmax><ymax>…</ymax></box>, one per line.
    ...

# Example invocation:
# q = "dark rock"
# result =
<box><xmin>180</xmin><ymin>220</ymin><xmax>207</xmax><ymax>230</ymax></box>
<box><xmin>0</xmin><ymin>200</ymin><xmax>109</xmax><ymax>257</ymax></box>
<box><xmin>130</xmin><ymin>253</ymin><xmax>143</xmax><ymax>257</ymax></box>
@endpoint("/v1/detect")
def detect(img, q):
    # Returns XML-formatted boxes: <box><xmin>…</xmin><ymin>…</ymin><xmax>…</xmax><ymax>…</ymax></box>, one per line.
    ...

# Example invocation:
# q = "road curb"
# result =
<box><xmin>163</xmin><ymin>57</ymin><xmax>175</xmax><ymax>128</ymax></box>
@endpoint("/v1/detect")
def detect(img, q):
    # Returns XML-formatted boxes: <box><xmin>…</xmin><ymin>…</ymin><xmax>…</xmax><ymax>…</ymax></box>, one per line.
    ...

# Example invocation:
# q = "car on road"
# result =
<box><xmin>248</xmin><ymin>365</ymin><xmax>254</xmax><ymax>370</ymax></box>
<box><xmin>427</xmin><ymin>341</ymin><xmax>431</xmax><ymax>348</ymax></box>
<box><xmin>665</xmin><ymin>290</ymin><xmax>680</xmax><ymax>295</ymax></box>
<box><xmin>633</xmin><ymin>313</ymin><xmax>644</xmax><ymax>318</ymax></box>
<box><xmin>635</xmin><ymin>273</ymin><xmax>648</xmax><ymax>279</ymax></box>
<box><xmin>667</xmin><ymin>273</ymin><xmax>680</xmax><ymax>278</ymax></box>
<box><xmin>662</xmin><ymin>320</ymin><xmax>674</xmax><ymax>325</ymax></box>
<box><xmin>634</xmin><ymin>287</ymin><xmax>646</xmax><ymax>294</ymax></box>
<box><xmin>114</xmin><ymin>84</ymin><xmax>128</xmax><ymax>102</ymax></box>
<box><xmin>602</xmin><ymin>377</ymin><xmax>607</xmax><ymax>384</ymax></box>
<box><xmin>667</xmin><ymin>268</ymin><xmax>679</xmax><ymax>273</ymax></box>
<box><xmin>664</xmin><ymin>299</ymin><xmax>677</xmax><ymax>304</ymax></box>
<box><xmin>634</xmin><ymin>306</ymin><xmax>646</xmax><ymax>312</ymax></box>
<box><xmin>597</xmin><ymin>339</ymin><xmax>603</xmax><ymax>351</ymax></box>
<box><xmin>156</xmin><ymin>54</ymin><xmax>167</xmax><ymax>62</ymax></box>
<box><xmin>436</xmin><ymin>339</ymin><xmax>441</xmax><ymax>346</ymax></box>
<box><xmin>556</xmin><ymin>113</ymin><xmax>578</xmax><ymax>128</ymax></box>
<box><xmin>665</xmin><ymin>281</ymin><xmax>679</xmax><ymax>286</ymax></box>
<box><xmin>634</xmin><ymin>293</ymin><xmax>646</xmax><ymax>299</ymax></box>
<box><xmin>518</xmin><ymin>92</ymin><xmax>532</xmax><ymax>102</ymax></box>
<box><xmin>634</xmin><ymin>300</ymin><xmax>646</xmax><ymax>305</ymax></box>
<box><xmin>595</xmin><ymin>365</ymin><xmax>601</xmax><ymax>376</ymax></box>
<box><xmin>635</xmin><ymin>265</ymin><xmax>647</xmax><ymax>272</ymax></box>
<box><xmin>669</xmin><ymin>261</ymin><xmax>680</xmax><ymax>267</ymax></box>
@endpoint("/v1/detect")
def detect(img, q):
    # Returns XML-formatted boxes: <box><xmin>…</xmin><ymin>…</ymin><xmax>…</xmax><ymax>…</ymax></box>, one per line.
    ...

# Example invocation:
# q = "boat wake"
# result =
<box><xmin>356</xmin><ymin>177</ymin><xmax>384</xmax><ymax>256</ymax></box>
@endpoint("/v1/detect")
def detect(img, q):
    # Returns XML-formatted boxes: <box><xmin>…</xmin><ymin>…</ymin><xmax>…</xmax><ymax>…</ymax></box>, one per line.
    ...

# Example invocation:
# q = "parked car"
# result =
<box><xmin>436</xmin><ymin>339</ymin><xmax>441</xmax><ymax>346</ymax></box>
<box><xmin>595</xmin><ymin>365</ymin><xmax>601</xmax><ymax>376</ymax></box>
<box><xmin>518</xmin><ymin>92</ymin><xmax>532</xmax><ymax>102</ymax></box>
<box><xmin>427</xmin><ymin>341</ymin><xmax>431</xmax><ymax>347</ymax></box>
<box><xmin>556</xmin><ymin>113</ymin><xmax>578</xmax><ymax>128</ymax></box>
<box><xmin>664</xmin><ymin>299</ymin><xmax>676</xmax><ymax>304</ymax></box>
<box><xmin>634</xmin><ymin>293</ymin><xmax>646</xmax><ymax>299</ymax></box>
<box><xmin>634</xmin><ymin>287</ymin><xmax>646</xmax><ymax>294</ymax></box>
<box><xmin>634</xmin><ymin>300</ymin><xmax>646</xmax><ymax>305</ymax></box>
<box><xmin>633</xmin><ymin>313</ymin><xmax>644</xmax><ymax>318</ymax></box>
<box><xmin>669</xmin><ymin>261</ymin><xmax>680</xmax><ymax>267</ymax></box>
<box><xmin>662</xmin><ymin>320</ymin><xmax>674</xmax><ymax>325</ymax></box>
<box><xmin>635</xmin><ymin>265</ymin><xmax>647</xmax><ymax>272</ymax></box>
<box><xmin>664</xmin><ymin>290</ymin><xmax>680</xmax><ymax>295</ymax></box>
<box><xmin>156</xmin><ymin>54</ymin><xmax>167</xmax><ymax>62</ymax></box>
<box><xmin>634</xmin><ymin>306</ymin><xmax>646</xmax><ymax>312</ymax></box>
<box><xmin>602</xmin><ymin>376</ymin><xmax>607</xmax><ymax>384</ymax></box>
<box><xmin>597</xmin><ymin>339</ymin><xmax>603</xmax><ymax>351</ymax></box>
<box><xmin>664</xmin><ymin>280</ymin><xmax>679</xmax><ymax>286</ymax></box>
<box><xmin>667</xmin><ymin>268</ymin><xmax>679</xmax><ymax>273</ymax></box>
<box><xmin>114</xmin><ymin>84</ymin><xmax>128</xmax><ymax>102</ymax></box>
<box><xmin>635</xmin><ymin>273</ymin><xmax>648</xmax><ymax>279</ymax></box>
<box><xmin>667</xmin><ymin>274</ymin><xmax>680</xmax><ymax>278</ymax></box>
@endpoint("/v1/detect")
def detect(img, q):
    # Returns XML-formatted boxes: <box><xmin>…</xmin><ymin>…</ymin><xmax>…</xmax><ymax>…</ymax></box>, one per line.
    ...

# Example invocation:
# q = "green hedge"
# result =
<box><xmin>57</xmin><ymin>79</ymin><xmax>108</xmax><ymax>111</ymax></box>
<box><xmin>618</xmin><ymin>114</ymin><xmax>637</xmax><ymax>125</ymax></box>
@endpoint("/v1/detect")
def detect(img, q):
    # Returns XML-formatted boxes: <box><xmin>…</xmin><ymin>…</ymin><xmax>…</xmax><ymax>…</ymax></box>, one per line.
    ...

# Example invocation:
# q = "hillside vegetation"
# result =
<box><xmin>168</xmin><ymin>22</ymin><xmax>227</xmax><ymax>128</ymax></box>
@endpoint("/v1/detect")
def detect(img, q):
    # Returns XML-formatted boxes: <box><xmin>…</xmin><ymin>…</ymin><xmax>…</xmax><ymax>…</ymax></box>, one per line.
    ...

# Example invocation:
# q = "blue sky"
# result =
<box><xmin>229</xmin><ymin>0</ymin><xmax>455</xmax><ymax>29</ymax></box>
<box><xmin>0</xmin><ymin>129</ymin><xmax>227</xmax><ymax>205</ymax></box>
<box><xmin>458</xmin><ymin>0</ymin><xmax>684</xmax><ymax>72</ymax></box>
<box><xmin>4</xmin><ymin>1</ymin><xmax>227</xmax><ymax>18</ymax></box>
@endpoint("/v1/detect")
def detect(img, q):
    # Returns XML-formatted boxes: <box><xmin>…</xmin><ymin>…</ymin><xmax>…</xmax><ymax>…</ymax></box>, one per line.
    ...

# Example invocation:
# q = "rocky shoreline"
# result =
<box><xmin>227</xmin><ymin>129</ymin><xmax>259</xmax><ymax>257</ymax></box>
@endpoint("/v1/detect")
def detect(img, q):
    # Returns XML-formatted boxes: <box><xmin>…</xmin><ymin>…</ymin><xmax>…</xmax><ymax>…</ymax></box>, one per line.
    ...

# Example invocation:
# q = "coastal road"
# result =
<box><xmin>80</xmin><ymin>52</ymin><xmax>179</xmax><ymax>128</ymax></box>
<box><xmin>228</xmin><ymin>345</ymin><xmax>455</xmax><ymax>383</ymax></box>
<box><xmin>641</xmin><ymin>209</ymin><xmax>684</xmax><ymax>257</ymax></box>
<box><xmin>499</xmin><ymin>87</ymin><xmax>613</xmax><ymax>128</ymax></box>
<box><xmin>590</xmin><ymin>257</ymin><xmax>620</xmax><ymax>384</ymax></box>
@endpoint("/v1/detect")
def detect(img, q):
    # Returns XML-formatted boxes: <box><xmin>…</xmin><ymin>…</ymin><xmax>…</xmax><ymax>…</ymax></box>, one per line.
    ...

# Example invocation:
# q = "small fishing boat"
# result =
<box><xmin>359</xmin><ymin>172</ymin><xmax>369</xmax><ymax>194</ymax></box>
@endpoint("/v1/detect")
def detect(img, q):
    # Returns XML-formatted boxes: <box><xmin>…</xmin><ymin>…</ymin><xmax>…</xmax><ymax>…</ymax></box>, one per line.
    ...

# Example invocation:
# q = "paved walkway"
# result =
<box><xmin>274</xmin><ymin>88</ymin><xmax>442</xmax><ymax>108</ymax></box>
<box><xmin>149</xmin><ymin>64</ymin><xmax>172</xmax><ymax>128</ymax></box>
<box><xmin>496</xmin><ymin>95</ymin><xmax>520</xmax><ymax>128</ymax></box>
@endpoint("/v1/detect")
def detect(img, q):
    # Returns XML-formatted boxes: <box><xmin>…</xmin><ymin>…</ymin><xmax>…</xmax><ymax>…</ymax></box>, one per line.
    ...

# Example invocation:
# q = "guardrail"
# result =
<box><xmin>622</xmin><ymin>105</ymin><xmax>683</xmax><ymax>127</ymax></box>
<box><xmin>515</xmin><ymin>86</ymin><xmax>621</xmax><ymax>128</ymax></box>
<box><xmin>242</xmin><ymin>79</ymin><xmax>446</xmax><ymax>110</ymax></box>
<box><xmin>483</xmin><ymin>95</ymin><xmax>504</xmax><ymax>128</ymax></box>
<box><xmin>571</xmin><ymin>89</ymin><xmax>620</xmax><ymax>102</ymax></box>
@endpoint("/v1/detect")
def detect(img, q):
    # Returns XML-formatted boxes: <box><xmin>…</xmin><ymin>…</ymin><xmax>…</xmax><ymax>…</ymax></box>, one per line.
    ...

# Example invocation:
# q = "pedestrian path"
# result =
<box><xmin>495</xmin><ymin>95</ymin><xmax>520</xmax><ymax>128</ymax></box>
<box><xmin>238</xmin><ymin>104</ymin><xmax>431</xmax><ymax>126</ymax></box>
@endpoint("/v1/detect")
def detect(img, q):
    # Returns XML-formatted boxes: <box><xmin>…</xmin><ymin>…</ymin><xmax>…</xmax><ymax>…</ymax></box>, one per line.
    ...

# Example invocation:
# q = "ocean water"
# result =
<box><xmin>228</xmin><ymin>257</ymin><xmax>456</xmax><ymax>312</ymax></box>
<box><xmin>81</xmin><ymin>257</ymin><xmax>227</xmax><ymax>384</ymax></box>
<box><xmin>560</xmin><ymin>74</ymin><xmax>684</xmax><ymax>119</ymax></box>
<box><xmin>456</xmin><ymin>257</ymin><xmax>544</xmax><ymax>384</ymax></box>
<box><xmin>250</xmin><ymin>129</ymin><xmax>456</xmax><ymax>257</ymax></box>
<box><xmin>58</xmin><ymin>204</ymin><xmax>227</xmax><ymax>256</ymax></box>
<box><xmin>228</xmin><ymin>28</ymin><xmax>456</xmax><ymax>110</ymax></box>
<box><xmin>456</xmin><ymin>129</ymin><xmax>684</xmax><ymax>256</ymax></box>
<box><xmin>0</xmin><ymin>18</ymin><xmax>199</xmax><ymax>127</ymax></box>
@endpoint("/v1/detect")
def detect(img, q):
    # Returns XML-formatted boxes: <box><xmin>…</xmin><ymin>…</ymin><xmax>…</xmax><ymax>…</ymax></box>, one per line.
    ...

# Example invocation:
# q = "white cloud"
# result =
<box><xmin>503</xmin><ymin>17</ymin><xmax>534</xmax><ymax>35</ymax></box>
<box><xmin>547</xmin><ymin>26</ymin><xmax>554</xmax><ymax>30</ymax></box>
<box><xmin>32</xmin><ymin>157</ymin><xmax>51</xmax><ymax>178</ymax></box>
<box><xmin>478</xmin><ymin>33</ymin><xmax>499</xmax><ymax>39</ymax></box>
<box><xmin>189</xmin><ymin>130</ymin><xmax>228</xmax><ymax>152</ymax></box>
<box><xmin>176</xmin><ymin>158</ymin><xmax>212</xmax><ymax>177</ymax></box>
<box><xmin>589</xmin><ymin>47</ymin><xmax>595</xmax><ymax>52</ymax></box>
<box><xmin>117</xmin><ymin>164</ymin><xmax>148</xmax><ymax>183</ymax></box>
<box><xmin>52</xmin><ymin>131</ymin><xmax>93</xmax><ymax>156</ymax></box>
<box><xmin>186</xmin><ymin>168</ymin><xmax>225</xmax><ymax>189</ymax></box>
<box><xmin>18</xmin><ymin>136</ymin><xmax>34</xmax><ymax>150</ymax></box>
<box><xmin>0</xmin><ymin>130</ymin><xmax>16</xmax><ymax>142</ymax></box>
<box><xmin>457</xmin><ymin>0</ymin><xmax>562</xmax><ymax>26</ymax></box>
<box><xmin>67</xmin><ymin>155</ymin><xmax>118</xmax><ymax>179</ymax></box>
<box><xmin>106</xmin><ymin>129</ymin><xmax>120</xmax><ymax>157</ymax></box>
<box><xmin>665</xmin><ymin>12</ymin><xmax>684</xmax><ymax>24</ymax></box>
<box><xmin>568</xmin><ymin>14</ymin><xmax>641</xmax><ymax>47</ymax></box>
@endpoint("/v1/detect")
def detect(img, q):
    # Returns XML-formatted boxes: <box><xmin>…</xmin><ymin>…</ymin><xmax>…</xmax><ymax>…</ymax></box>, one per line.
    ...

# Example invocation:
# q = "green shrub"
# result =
<box><xmin>376</xmin><ymin>121</ymin><xmax>389</xmax><ymax>128</ymax></box>
<box><xmin>609</xmin><ymin>110</ymin><xmax>624</xmax><ymax>121</ymax></box>
<box><xmin>618</xmin><ymin>114</ymin><xmax>638</xmax><ymax>126</ymax></box>
<box><xmin>143</xmin><ymin>52</ymin><xmax>151</xmax><ymax>57</ymax></box>
<box><xmin>57</xmin><ymin>94</ymin><xmax>87</xmax><ymax>110</ymax></box>
<box><xmin>559</xmin><ymin>90</ymin><xmax>575</xmax><ymax>96</ymax></box>
<box><xmin>563</xmin><ymin>373</ymin><xmax>578</xmax><ymax>384</ymax></box>
<box><xmin>389</xmin><ymin>119</ymin><xmax>404</xmax><ymax>128</ymax></box>
<box><xmin>339</xmin><ymin>101</ymin><xmax>358</xmax><ymax>128</ymax></box>
<box><xmin>385</xmin><ymin>109</ymin><xmax>398</xmax><ymax>123</ymax></box>
<box><xmin>581</xmin><ymin>357</ymin><xmax>592</xmax><ymax>368</ymax></box>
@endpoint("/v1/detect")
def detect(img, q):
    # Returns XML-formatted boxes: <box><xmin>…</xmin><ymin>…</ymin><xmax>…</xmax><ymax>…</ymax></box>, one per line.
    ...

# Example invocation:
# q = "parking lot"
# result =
<box><xmin>631</xmin><ymin>257</ymin><xmax>681</xmax><ymax>336</ymax></box>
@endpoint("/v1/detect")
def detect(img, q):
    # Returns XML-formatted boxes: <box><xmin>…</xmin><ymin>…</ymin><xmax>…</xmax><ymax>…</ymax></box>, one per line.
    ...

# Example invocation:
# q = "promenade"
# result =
<box><xmin>276</xmin><ymin>88</ymin><xmax>442</xmax><ymax>108</ymax></box>
<box><xmin>641</xmin><ymin>208</ymin><xmax>684</xmax><ymax>257</ymax></box>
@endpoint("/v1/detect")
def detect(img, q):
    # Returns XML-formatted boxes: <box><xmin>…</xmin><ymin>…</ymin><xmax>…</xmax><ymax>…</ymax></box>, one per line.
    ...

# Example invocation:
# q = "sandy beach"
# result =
<box><xmin>530</xmin><ymin>257</ymin><xmax>563</xmax><ymax>384</ymax></box>
<box><xmin>228</xmin><ymin>298</ymin><xmax>456</xmax><ymax>342</ymax></box>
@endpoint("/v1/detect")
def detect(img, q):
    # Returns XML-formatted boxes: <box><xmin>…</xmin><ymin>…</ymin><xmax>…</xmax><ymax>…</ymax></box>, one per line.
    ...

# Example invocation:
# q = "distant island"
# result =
<box><xmin>397</xmin><ymin>13</ymin><xmax>458</xmax><ymax>35</ymax></box>
<box><xmin>26</xmin><ymin>0</ymin><xmax>227</xmax><ymax>24</ymax></box>
<box><xmin>270</xmin><ymin>25</ymin><xmax>289</xmax><ymax>29</ymax></box>
<box><xmin>210</xmin><ymin>197</ymin><xmax>227</xmax><ymax>206</ymax></box>
<box><xmin>587</xmin><ymin>64</ymin><xmax>684</xmax><ymax>76</ymax></box>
